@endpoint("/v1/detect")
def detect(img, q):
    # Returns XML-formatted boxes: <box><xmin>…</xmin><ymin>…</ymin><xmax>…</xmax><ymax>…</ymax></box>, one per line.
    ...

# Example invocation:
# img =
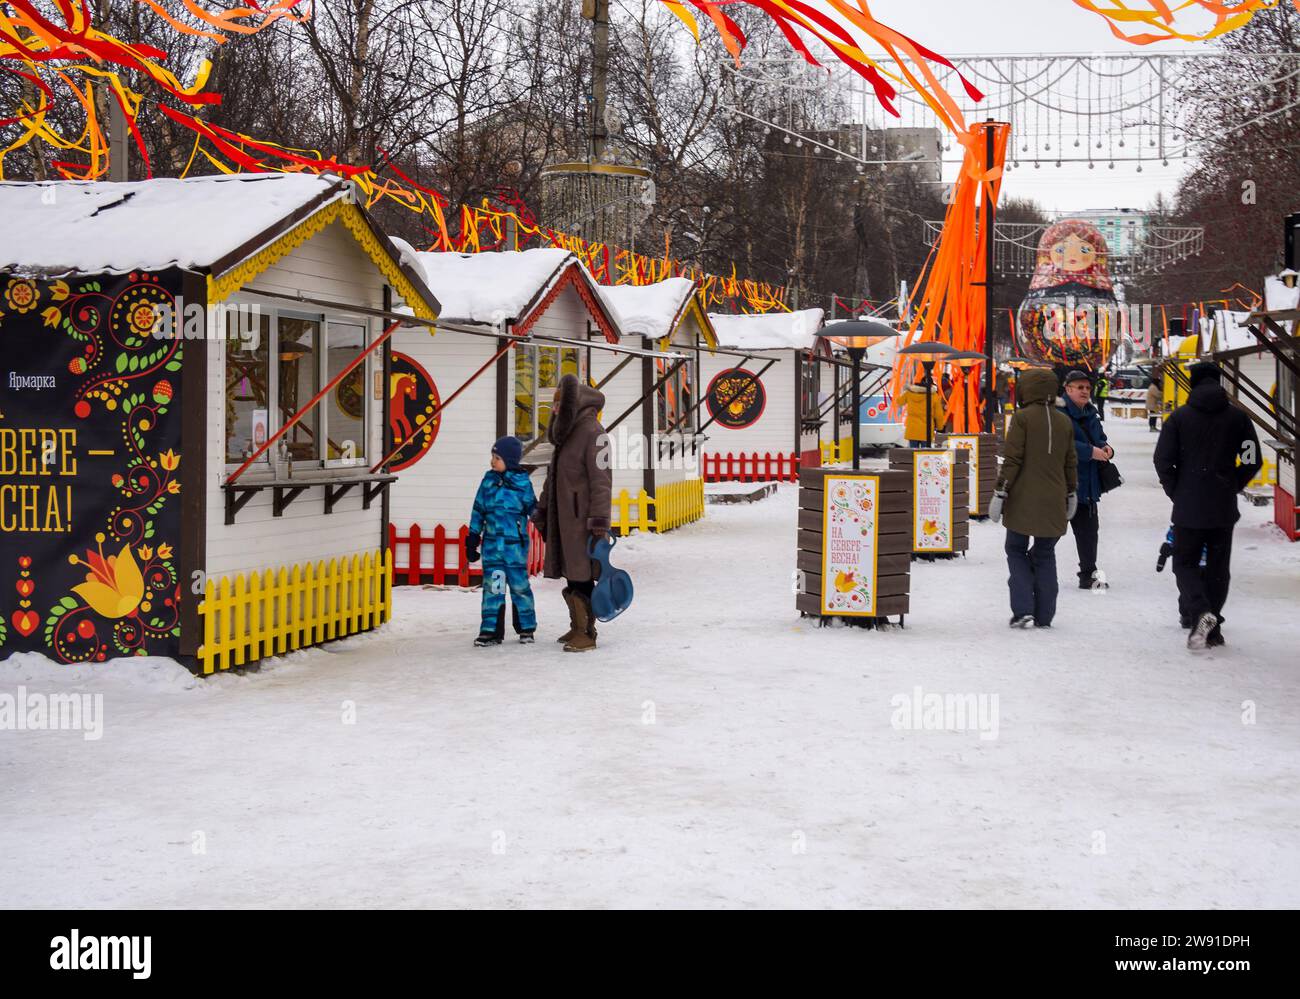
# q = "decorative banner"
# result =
<box><xmin>1073</xmin><ymin>0</ymin><xmax>1298</xmax><ymax>44</ymax></box>
<box><xmin>912</xmin><ymin>450</ymin><xmax>954</xmax><ymax>553</ymax></box>
<box><xmin>387</xmin><ymin>352</ymin><xmax>441</xmax><ymax>472</ymax></box>
<box><xmin>705</xmin><ymin>367</ymin><xmax>766</xmax><ymax>429</ymax></box>
<box><xmin>946</xmin><ymin>434</ymin><xmax>980</xmax><ymax>515</ymax></box>
<box><xmin>1</xmin><ymin>270</ymin><xmax>184</xmax><ymax>661</ymax></box>
<box><xmin>821</xmin><ymin>474</ymin><xmax>880</xmax><ymax>616</ymax></box>
<box><xmin>890</xmin><ymin>123</ymin><xmax>1012</xmax><ymax>434</ymax></box>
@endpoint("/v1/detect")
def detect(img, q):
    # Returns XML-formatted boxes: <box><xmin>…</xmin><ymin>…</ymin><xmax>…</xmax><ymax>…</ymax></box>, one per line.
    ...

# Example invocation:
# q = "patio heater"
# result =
<box><xmin>816</xmin><ymin>319</ymin><xmax>899</xmax><ymax>469</ymax></box>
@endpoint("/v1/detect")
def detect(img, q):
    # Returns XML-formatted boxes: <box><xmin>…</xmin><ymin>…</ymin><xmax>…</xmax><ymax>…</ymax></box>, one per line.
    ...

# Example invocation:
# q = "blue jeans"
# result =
<box><xmin>1005</xmin><ymin>530</ymin><xmax>1059</xmax><ymax>625</ymax></box>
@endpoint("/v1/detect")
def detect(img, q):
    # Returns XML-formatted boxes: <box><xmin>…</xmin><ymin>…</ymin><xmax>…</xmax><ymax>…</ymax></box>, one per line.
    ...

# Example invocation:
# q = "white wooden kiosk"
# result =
<box><xmin>594</xmin><ymin>277</ymin><xmax>718</xmax><ymax>532</ymax></box>
<box><xmin>386</xmin><ymin>248</ymin><xmax>621</xmax><ymax>583</ymax></box>
<box><xmin>1206</xmin><ymin>307</ymin><xmax>1281</xmax><ymax>493</ymax></box>
<box><xmin>697</xmin><ymin>308</ymin><xmax>832</xmax><ymax>482</ymax></box>
<box><xmin>0</xmin><ymin>174</ymin><xmax>440</xmax><ymax>674</ymax></box>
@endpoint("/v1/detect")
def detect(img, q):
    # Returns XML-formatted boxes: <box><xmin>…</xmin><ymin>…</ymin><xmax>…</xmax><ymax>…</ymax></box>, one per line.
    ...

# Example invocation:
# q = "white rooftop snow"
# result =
<box><xmin>411</xmin><ymin>248</ymin><xmax>574</xmax><ymax>324</ymax></box>
<box><xmin>1209</xmin><ymin>310</ymin><xmax>1257</xmax><ymax>352</ymax></box>
<box><xmin>0</xmin><ymin>173</ymin><xmax>344</xmax><ymax>277</ymax></box>
<box><xmin>597</xmin><ymin>277</ymin><xmax>696</xmax><ymax>338</ymax></box>
<box><xmin>1264</xmin><ymin>274</ymin><xmax>1299</xmax><ymax>335</ymax></box>
<box><xmin>707</xmin><ymin>308</ymin><xmax>825</xmax><ymax>350</ymax></box>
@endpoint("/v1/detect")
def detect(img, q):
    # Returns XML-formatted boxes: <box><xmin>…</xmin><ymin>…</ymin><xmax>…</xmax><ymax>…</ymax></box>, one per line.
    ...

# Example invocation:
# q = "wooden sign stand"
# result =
<box><xmin>888</xmin><ymin>448</ymin><xmax>970</xmax><ymax>560</ymax></box>
<box><xmin>794</xmin><ymin>466</ymin><xmax>911</xmax><ymax>628</ymax></box>
<box><xmin>938</xmin><ymin>431</ymin><xmax>1000</xmax><ymax>521</ymax></box>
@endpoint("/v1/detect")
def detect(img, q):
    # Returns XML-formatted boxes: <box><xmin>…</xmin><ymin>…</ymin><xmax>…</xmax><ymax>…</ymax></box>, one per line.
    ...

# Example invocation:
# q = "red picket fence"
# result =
<box><xmin>1276</xmin><ymin>484</ymin><xmax>1300</xmax><ymax>541</ymax></box>
<box><xmin>388</xmin><ymin>522</ymin><xmax>545</xmax><ymax>586</ymax></box>
<box><xmin>702</xmin><ymin>451</ymin><xmax>801</xmax><ymax>483</ymax></box>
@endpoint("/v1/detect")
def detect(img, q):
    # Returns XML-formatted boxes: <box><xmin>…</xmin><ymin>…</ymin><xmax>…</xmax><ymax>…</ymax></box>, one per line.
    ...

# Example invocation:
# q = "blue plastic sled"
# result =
<box><xmin>588</xmin><ymin>535</ymin><xmax>634</xmax><ymax>622</ymax></box>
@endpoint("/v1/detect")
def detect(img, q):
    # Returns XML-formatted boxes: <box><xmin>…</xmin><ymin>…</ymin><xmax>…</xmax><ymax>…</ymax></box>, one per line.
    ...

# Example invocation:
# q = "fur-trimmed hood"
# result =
<box><xmin>548</xmin><ymin>374</ymin><xmax>606</xmax><ymax>447</ymax></box>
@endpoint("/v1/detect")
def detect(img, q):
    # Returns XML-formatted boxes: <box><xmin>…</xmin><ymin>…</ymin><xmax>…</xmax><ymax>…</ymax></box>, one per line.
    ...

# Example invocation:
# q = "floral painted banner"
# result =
<box><xmin>912</xmin><ymin>450</ymin><xmax>954</xmax><ymax>553</ymax></box>
<box><xmin>0</xmin><ymin>270</ymin><xmax>183</xmax><ymax>661</ymax></box>
<box><xmin>821</xmin><ymin>474</ymin><xmax>879</xmax><ymax>616</ymax></box>
<box><xmin>945</xmin><ymin>434</ymin><xmax>980</xmax><ymax>516</ymax></box>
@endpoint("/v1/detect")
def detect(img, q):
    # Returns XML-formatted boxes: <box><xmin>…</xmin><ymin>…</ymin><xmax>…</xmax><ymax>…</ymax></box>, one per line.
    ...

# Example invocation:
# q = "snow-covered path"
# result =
<box><xmin>3</xmin><ymin>419</ymin><xmax>1298</xmax><ymax>908</ymax></box>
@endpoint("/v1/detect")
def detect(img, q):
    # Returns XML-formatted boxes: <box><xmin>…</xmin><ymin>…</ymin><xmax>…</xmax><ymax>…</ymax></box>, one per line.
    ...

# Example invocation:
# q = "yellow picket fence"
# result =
<box><xmin>1249</xmin><ymin>455</ymin><xmax>1278</xmax><ymax>488</ymax></box>
<box><xmin>654</xmin><ymin>477</ymin><xmax>705</xmax><ymax>531</ymax></box>
<box><xmin>610</xmin><ymin>478</ymin><xmax>705</xmax><ymax>535</ymax></box>
<box><xmin>820</xmin><ymin>435</ymin><xmax>854</xmax><ymax>465</ymax></box>
<box><xmin>197</xmin><ymin>549</ymin><xmax>392</xmax><ymax>675</ymax></box>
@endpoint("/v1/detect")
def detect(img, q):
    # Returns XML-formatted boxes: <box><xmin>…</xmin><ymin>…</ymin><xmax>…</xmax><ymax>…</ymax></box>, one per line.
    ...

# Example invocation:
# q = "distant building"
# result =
<box><xmin>1069</xmin><ymin>207</ymin><xmax>1149</xmax><ymax>258</ymax></box>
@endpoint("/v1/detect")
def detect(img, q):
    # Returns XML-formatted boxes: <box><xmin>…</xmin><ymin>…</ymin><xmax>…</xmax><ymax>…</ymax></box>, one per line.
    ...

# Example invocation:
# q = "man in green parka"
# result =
<box><xmin>988</xmin><ymin>367</ymin><xmax>1079</xmax><ymax>628</ymax></box>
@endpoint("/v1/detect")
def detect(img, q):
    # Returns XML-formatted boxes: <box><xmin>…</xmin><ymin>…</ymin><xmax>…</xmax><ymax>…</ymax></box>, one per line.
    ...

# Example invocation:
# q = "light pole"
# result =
<box><xmin>817</xmin><ymin>319</ymin><xmax>899</xmax><ymax>469</ymax></box>
<box><xmin>946</xmin><ymin>351</ymin><xmax>990</xmax><ymax>434</ymax></box>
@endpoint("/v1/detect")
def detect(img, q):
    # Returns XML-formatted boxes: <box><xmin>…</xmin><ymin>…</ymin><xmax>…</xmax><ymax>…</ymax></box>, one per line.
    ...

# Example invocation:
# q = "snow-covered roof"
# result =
<box><xmin>707</xmin><ymin>308</ymin><xmax>825</xmax><ymax>350</ymax></box>
<box><xmin>0</xmin><ymin>174</ymin><xmax>345</xmax><ymax>277</ymax></box>
<box><xmin>410</xmin><ymin>248</ymin><xmax>574</xmax><ymax>324</ymax></box>
<box><xmin>1264</xmin><ymin>274</ymin><xmax>1300</xmax><ymax>315</ymax></box>
<box><xmin>597</xmin><ymin>277</ymin><xmax>696</xmax><ymax>338</ymax></box>
<box><xmin>1209</xmin><ymin>310</ymin><xmax>1257</xmax><ymax>352</ymax></box>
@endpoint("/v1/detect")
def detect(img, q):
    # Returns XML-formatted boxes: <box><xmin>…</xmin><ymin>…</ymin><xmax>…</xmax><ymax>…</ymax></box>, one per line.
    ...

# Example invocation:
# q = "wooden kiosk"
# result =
<box><xmin>386</xmin><ymin>247</ymin><xmax>620</xmax><ymax>583</ymax></box>
<box><xmin>0</xmin><ymin>174</ymin><xmax>440</xmax><ymax>673</ymax></box>
<box><xmin>594</xmin><ymin>277</ymin><xmax>717</xmax><ymax>533</ymax></box>
<box><xmin>698</xmin><ymin>309</ymin><xmax>833</xmax><ymax>482</ymax></box>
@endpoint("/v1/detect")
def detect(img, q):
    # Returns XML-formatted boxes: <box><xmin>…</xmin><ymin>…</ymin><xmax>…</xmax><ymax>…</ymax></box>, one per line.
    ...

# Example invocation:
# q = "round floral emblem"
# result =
<box><xmin>5</xmin><ymin>278</ymin><xmax>38</xmax><ymax>314</ymax></box>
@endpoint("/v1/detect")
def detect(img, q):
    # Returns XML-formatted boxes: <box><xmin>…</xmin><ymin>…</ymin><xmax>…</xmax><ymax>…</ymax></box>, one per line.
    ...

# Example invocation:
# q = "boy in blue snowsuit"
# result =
<box><xmin>466</xmin><ymin>437</ymin><xmax>537</xmax><ymax>646</ymax></box>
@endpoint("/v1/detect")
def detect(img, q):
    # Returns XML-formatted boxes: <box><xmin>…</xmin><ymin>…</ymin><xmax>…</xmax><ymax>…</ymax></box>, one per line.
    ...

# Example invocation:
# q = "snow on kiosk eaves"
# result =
<box><xmin>707</xmin><ymin>308</ymin><xmax>826</xmax><ymax>351</ymax></box>
<box><xmin>597</xmin><ymin>277</ymin><xmax>697</xmax><ymax>339</ymax></box>
<box><xmin>0</xmin><ymin>173</ymin><xmax>348</xmax><ymax>278</ymax></box>
<box><xmin>408</xmin><ymin>247</ymin><xmax>575</xmax><ymax>325</ymax></box>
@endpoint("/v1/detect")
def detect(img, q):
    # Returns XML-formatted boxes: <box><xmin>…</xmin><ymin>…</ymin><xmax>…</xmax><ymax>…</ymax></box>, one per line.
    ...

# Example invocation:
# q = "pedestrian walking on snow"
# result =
<box><xmin>1094</xmin><ymin>369</ymin><xmax>1111</xmax><ymax>421</ymax></box>
<box><xmin>1153</xmin><ymin>361</ymin><xmax>1262</xmax><ymax>650</ymax></box>
<box><xmin>533</xmin><ymin>374</ymin><xmax>613</xmax><ymax>652</ymax></box>
<box><xmin>988</xmin><ymin>367</ymin><xmax>1079</xmax><ymax>628</ymax></box>
<box><xmin>1145</xmin><ymin>379</ymin><xmax>1164</xmax><ymax>432</ymax></box>
<box><xmin>466</xmin><ymin>436</ymin><xmax>538</xmax><ymax>647</ymax></box>
<box><xmin>902</xmin><ymin>382</ymin><xmax>941</xmax><ymax>448</ymax></box>
<box><xmin>1061</xmin><ymin>369</ymin><xmax>1114</xmax><ymax>590</ymax></box>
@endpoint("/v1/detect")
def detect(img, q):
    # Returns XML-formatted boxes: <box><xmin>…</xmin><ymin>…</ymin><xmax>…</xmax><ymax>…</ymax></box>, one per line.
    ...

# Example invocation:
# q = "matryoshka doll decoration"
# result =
<box><xmin>1015</xmin><ymin>219</ymin><xmax>1117</xmax><ymax>371</ymax></box>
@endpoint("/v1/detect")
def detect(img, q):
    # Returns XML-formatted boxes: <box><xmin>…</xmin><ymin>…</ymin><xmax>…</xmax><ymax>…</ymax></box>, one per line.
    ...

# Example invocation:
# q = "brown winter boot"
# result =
<box><xmin>556</xmin><ymin>587</ymin><xmax>578</xmax><ymax>643</ymax></box>
<box><xmin>563</xmin><ymin>592</ymin><xmax>597</xmax><ymax>653</ymax></box>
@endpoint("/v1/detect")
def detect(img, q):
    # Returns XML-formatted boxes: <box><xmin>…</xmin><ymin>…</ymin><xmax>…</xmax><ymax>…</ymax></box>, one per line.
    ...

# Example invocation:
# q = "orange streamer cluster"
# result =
<box><xmin>889</xmin><ymin>122</ymin><xmax>1011</xmax><ymax>434</ymax></box>
<box><xmin>1073</xmin><ymin>0</ymin><xmax>1300</xmax><ymax>44</ymax></box>
<box><xmin>2</xmin><ymin>0</ymin><xmax>981</xmax><ymax>315</ymax></box>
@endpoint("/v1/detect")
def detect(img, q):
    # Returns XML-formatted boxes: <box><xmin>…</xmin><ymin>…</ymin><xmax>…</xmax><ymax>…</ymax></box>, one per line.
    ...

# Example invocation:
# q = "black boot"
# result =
<box><xmin>474</xmin><ymin>605</ymin><xmax>507</xmax><ymax>647</ymax></box>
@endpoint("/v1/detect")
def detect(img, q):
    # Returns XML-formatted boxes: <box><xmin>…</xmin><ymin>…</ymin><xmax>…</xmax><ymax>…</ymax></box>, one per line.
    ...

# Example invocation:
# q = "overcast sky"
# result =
<box><xmin>861</xmin><ymin>0</ymin><xmax>1202</xmax><ymax>212</ymax></box>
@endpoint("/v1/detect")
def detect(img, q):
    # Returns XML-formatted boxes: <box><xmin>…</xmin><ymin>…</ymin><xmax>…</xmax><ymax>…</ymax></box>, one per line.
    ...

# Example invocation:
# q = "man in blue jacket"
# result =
<box><xmin>1061</xmin><ymin>370</ymin><xmax>1115</xmax><ymax>589</ymax></box>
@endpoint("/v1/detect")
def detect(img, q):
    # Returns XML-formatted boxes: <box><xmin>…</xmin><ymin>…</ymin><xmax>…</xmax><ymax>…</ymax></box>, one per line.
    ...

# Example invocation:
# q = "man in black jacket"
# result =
<box><xmin>1153</xmin><ymin>362</ymin><xmax>1262</xmax><ymax>650</ymax></box>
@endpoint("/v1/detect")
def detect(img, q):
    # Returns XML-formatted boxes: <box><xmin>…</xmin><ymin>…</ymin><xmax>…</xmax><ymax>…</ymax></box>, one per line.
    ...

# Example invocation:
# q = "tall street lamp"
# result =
<box><xmin>817</xmin><ymin>319</ymin><xmax>898</xmax><ymax>469</ymax></box>
<box><xmin>945</xmin><ymin>350</ymin><xmax>989</xmax><ymax>433</ymax></box>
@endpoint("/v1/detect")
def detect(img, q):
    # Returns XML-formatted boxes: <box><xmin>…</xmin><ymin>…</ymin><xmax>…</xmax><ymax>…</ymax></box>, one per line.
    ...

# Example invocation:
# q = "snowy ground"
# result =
<box><xmin>3</xmin><ymin>418</ymin><xmax>1299</xmax><ymax>908</ymax></box>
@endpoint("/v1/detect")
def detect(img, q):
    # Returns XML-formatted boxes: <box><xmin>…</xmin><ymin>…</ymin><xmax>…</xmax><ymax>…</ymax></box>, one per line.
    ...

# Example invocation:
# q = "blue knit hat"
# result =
<box><xmin>492</xmin><ymin>435</ymin><xmax>524</xmax><ymax>469</ymax></box>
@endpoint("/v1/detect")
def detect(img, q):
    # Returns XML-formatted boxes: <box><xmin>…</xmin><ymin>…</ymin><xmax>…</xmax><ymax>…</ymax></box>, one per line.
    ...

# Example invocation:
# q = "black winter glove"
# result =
<box><xmin>465</xmin><ymin>532</ymin><xmax>481</xmax><ymax>564</ymax></box>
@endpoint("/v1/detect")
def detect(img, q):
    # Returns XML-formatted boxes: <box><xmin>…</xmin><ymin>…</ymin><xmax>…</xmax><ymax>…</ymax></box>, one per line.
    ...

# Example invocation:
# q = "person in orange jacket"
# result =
<box><xmin>902</xmin><ymin>383</ymin><xmax>942</xmax><ymax>447</ymax></box>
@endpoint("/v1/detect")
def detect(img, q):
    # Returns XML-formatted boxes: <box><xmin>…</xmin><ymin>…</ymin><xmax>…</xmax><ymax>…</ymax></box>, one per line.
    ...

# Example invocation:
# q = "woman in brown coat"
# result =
<box><xmin>534</xmin><ymin>374</ymin><xmax>613</xmax><ymax>652</ymax></box>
